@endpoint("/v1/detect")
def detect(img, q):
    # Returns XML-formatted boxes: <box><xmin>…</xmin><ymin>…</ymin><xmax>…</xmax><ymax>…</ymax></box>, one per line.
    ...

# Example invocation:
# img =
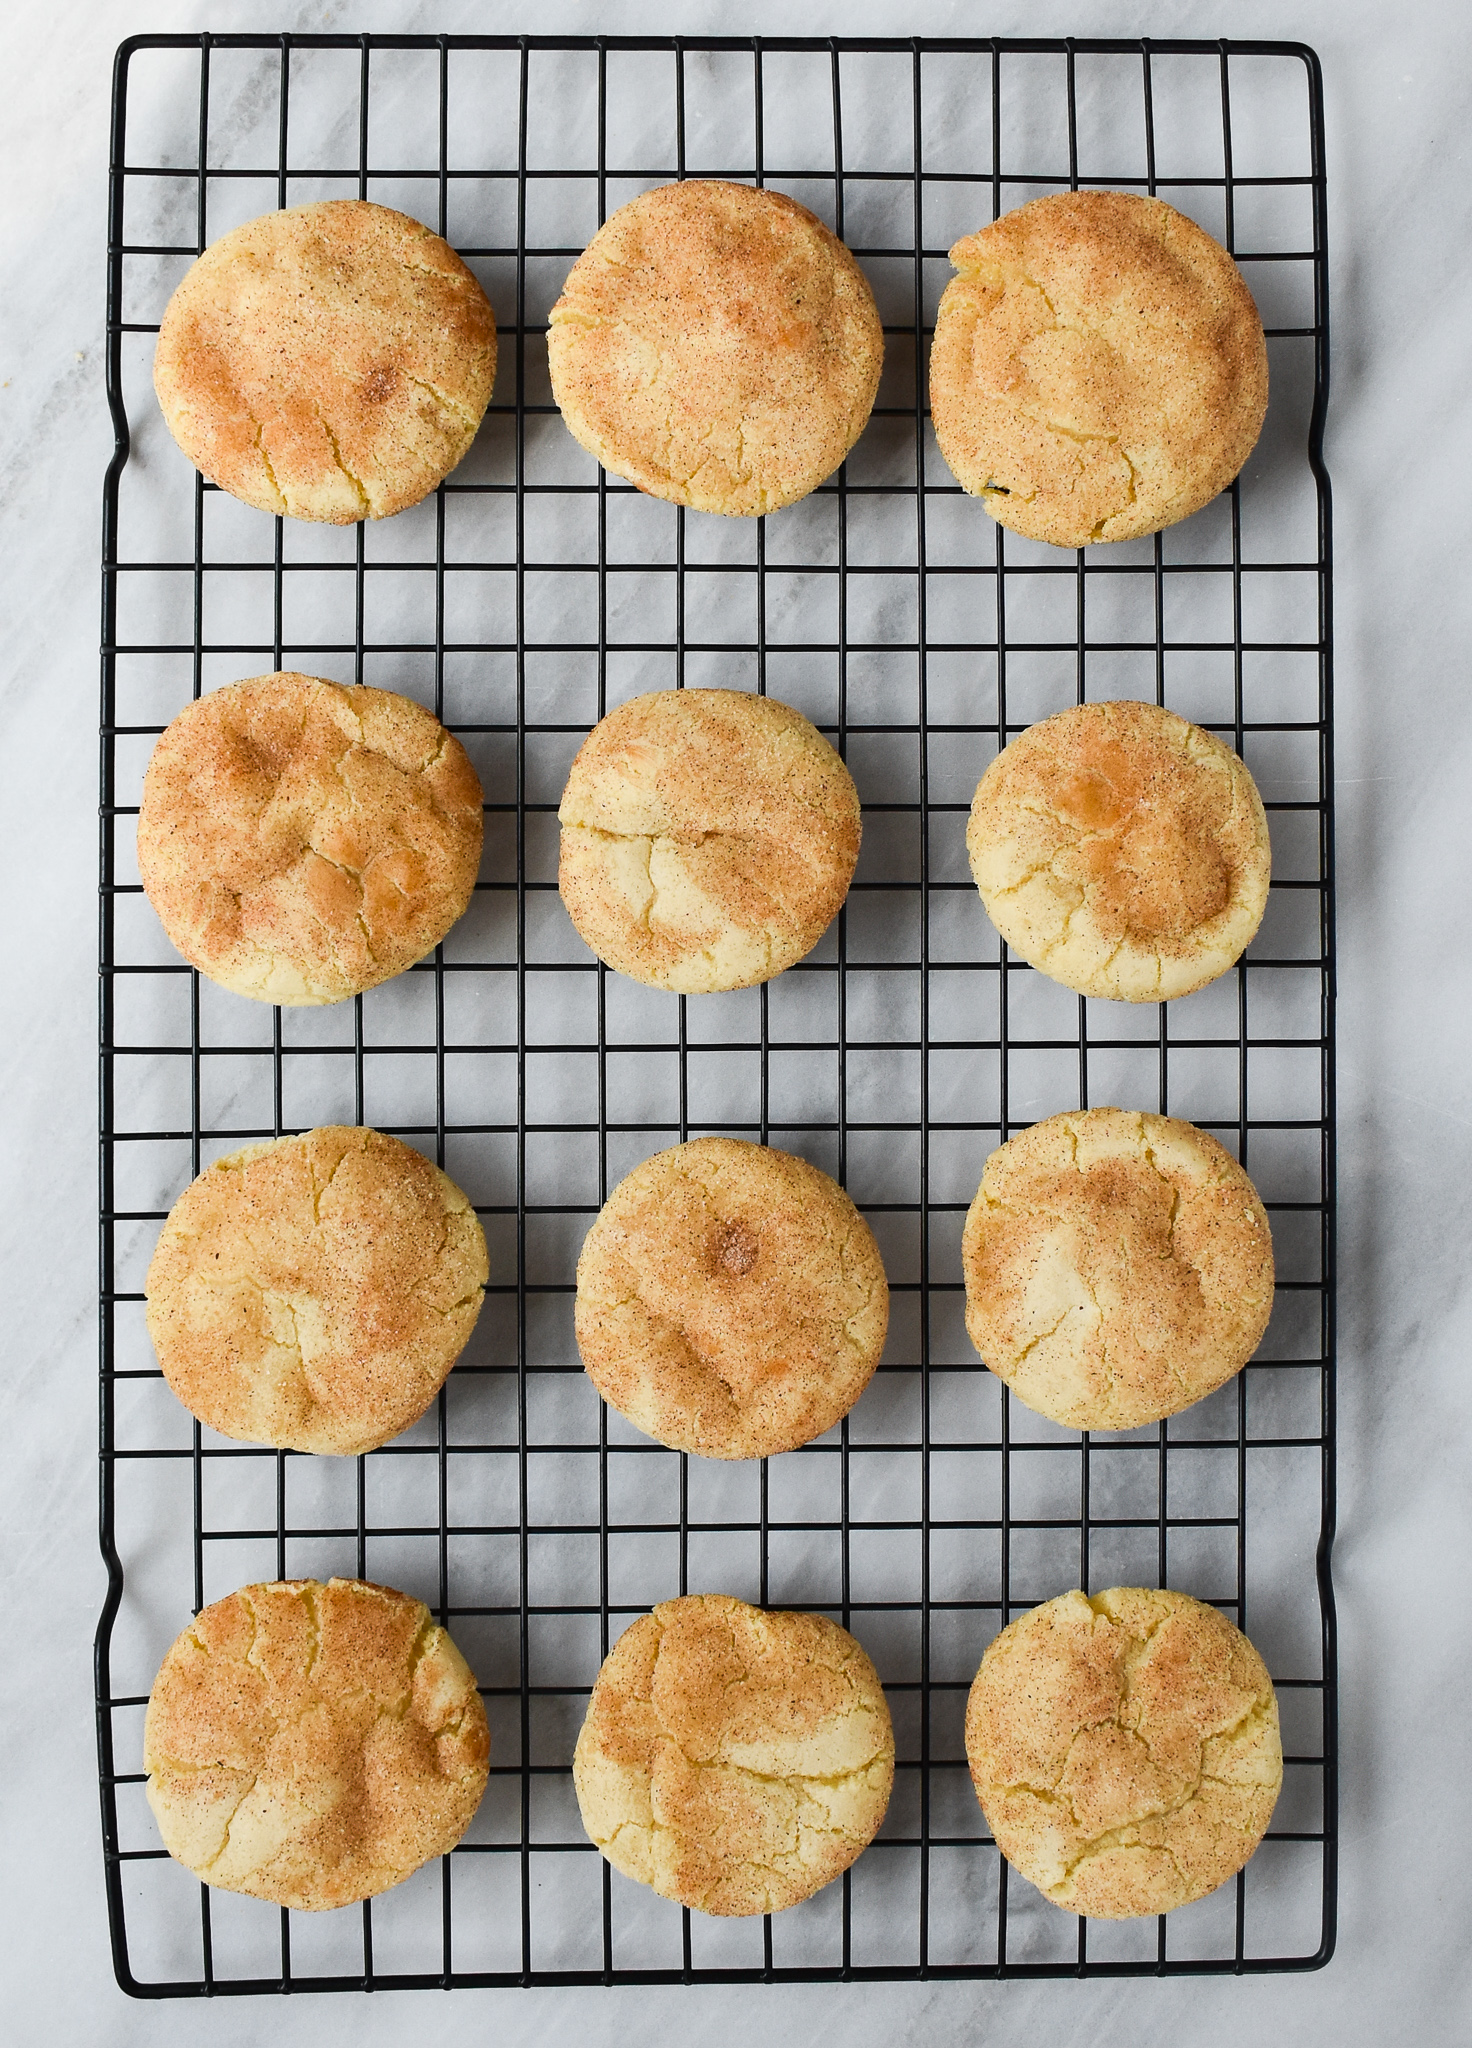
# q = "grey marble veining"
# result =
<box><xmin>3</xmin><ymin>1</ymin><xmax>1471</xmax><ymax>2043</ymax></box>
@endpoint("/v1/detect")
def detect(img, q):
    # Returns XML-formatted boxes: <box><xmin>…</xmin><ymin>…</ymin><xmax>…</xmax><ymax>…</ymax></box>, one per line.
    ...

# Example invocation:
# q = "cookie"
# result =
<box><xmin>966</xmin><ymin>1587</ymin><xmax>1282</xmax><ymax>1917</ymax></box>
<box><xmin>967</xmin><ymin>700</ymin><xmax>1271</xmax><ymax>1002</ymax></box>
<box><xmin>574</xmin><ymin>1593</ymin><xmax>894</xmax><ymax>1915</ymax></box>
<box><xmin>575</xmin><ymin>1136</ymin><xmax>888</xmax><ymax>1459</ymax></box>
<box><xmin>548</xmin><ymin>180</ymin><xmax>883</xmax><ymax>515</ymax></box>
<box><xmin>137</xmin><ymin>673</ymin><xmax>484</xmax><ymax>1006</ymax></box>
<box><xmin>145</xmin><ymin>1577</ymin><xmax>489</xmax><ymax>1910</ymax></box>
<box><xmin>929</xmin><ymin>190</ymin><xmax>1268</xmax><ymax>546</ymax></box>
<box><xmin>962</xmin><ymin>1108</ymin><xmax>1274</xmax><ymax>1431</ymax></box>
<box><xmin>145</xmin><ymin>1126</ymin><xmax>488</xmax><ymax>1455</ymax></box>
<box><xmin>558</xmin><ymin>688</ymin><xmax>860</xmax><ymax>994</ymax></box>
<box><xmin>154</xmin><ymin>200</ymin><xmax>496</xmax><ymax>522</ymax></box>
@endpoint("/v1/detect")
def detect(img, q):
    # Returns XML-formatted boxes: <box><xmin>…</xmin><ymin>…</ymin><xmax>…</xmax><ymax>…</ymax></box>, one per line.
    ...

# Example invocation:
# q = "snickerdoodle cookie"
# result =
<box><xmin>966</xmin><ymin>1587</ymin><xmax>1282</xmax><ymax>1917</ymax></box>
<box><xmin>145</xmin><ymin>1126</ymin><xmax>488</xmax><ymax>1455</ymax></box>
<box><xmin>574</xmin><ymin>1593</ymin><xmax>894</xmax><ymax>1915</ymax></box>
<box><xmin>929</xmin><ymin>190</ymin><xmax>1268</xmax><ymax>547</ymax></box>
<box><xmin>154</xmin><ymin>200</ymin><xmax>496</xmax><ymax>521</ymax></box>
<box><xmin>967</xmin><ymin>700</ymin><xmax>1271</xmax><ymax>1003</ymax></box>
<box><xmin>137</xmin><ymin>673</ymin><xmax>483</xmax><ymax>1005</ymax></box>
<box><xmin>547</xmin><ymin>181</ymin><xmax>883</xmax><ymax>515</ymax></box>
<box><xmin>962</xmin><ymin>1108</ymin><xmax>1273</xmax><ymax>1431</ymax></box>
<box><xmin>145</xmin><ymin>1577</ymin><xmax>490</xmax><ymax>1909</ymax></box>
<box><xmin>558</xmin><ymin>689</ymin><xmax>860</xmax><ymax>994</ymax></box>
<box><xmin>575</xmin><ymin>1136</ymin><xmax>888</xmax><ymax>1459</ymax></box>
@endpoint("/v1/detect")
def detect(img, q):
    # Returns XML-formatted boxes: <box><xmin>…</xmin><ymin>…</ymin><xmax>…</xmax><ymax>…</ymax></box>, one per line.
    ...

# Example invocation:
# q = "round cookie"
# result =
<box><xmin>575</xmin><ymin>1136</ymin><xmax>888</xmax><ymax>1459</ymax></box>
<box><xmin>966</xmin><ymin>1587</ymin><xmax>1282</xmax><ymax>1918</ymax></box>
<box><xmin>547</xmin><ymin>180</ymin><xmax>883</xmax><ymax>516</ymax></box>
<box><xmin>558</xmin><ymin>689</ymin><xmax>861</xmax><ymax>994</ymax></box>
<box><xmin>574</xmin><ymin>1593</ymin><xmax>894</xmax><ymax>1915</ymax></box>
<box><xmin>929</xmin><ymin>190</ymin><xmax>1268</xmax><ymax>547</ymax></box>
<box><xmin>137</xmin><ymin>673</ymin><xmax>484</xmax><ymax>1006</ymax></box>
<box><xmin>962</xmin><ymin>1108</ymin><xmax>1273</xmax><ymax>1431</ymax></box>
<box><xmin>154</xmin><ymin>199</ymin><xmax>497</xmax><ymax>522</ymax></box>
<box><xmin>145</xmin><ymin>1126</ymin><xmax>488</xmax><ymax>1455</ymax></box>
<box><xmin>145</xmin><ymin>1577</ymin><xmax>490</xmax><ymax>1910</ymax></box>
<box><xmin>967</xmin><ymin>700</ymin><xmax>1271</xmax><ymax>1003</ymax></box>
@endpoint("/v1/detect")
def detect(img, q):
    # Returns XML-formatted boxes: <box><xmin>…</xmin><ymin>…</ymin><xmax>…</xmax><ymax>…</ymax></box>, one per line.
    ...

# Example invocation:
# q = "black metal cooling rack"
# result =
<box><xmin>97</xmin><ymin>33</ymin><xmax>1336</xmax><ymax>1993</ymax></box>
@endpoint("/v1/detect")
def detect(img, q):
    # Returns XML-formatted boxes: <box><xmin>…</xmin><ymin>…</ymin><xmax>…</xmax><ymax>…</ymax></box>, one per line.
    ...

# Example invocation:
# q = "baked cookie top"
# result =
<box><xmin>929</xmin><ymin>190</ymin><xmax>1268</xmax><ymax>547</ymax></box>
<box><xmin>967</xmin><ymin>700</ymin><xmax>1271</xmax><ymax>1003</ymax></box>
<box><xmin>574</xmin><ymin>1594</ymin><xmax>894</xmax><ymax>1915</ymax></box>
<box><xmin>547</xmin><ymin>180</ymin><xmax>883</xmax><ymax>515</ymax></box>
<box><xmin>558</xmin><ymin>689</ymin><xmax>861</xmax><ymax>994</ymax></box>
<box><xmin>575</xmin><ymin>1136</ymin><xmax>888</xmax><ymax>1459</ymax></box>
<box><xmin>154</xmin><ymin>200</ymin><xmax>496</xmax><ymax>522</ymax></box>
<box><xmin>137</xmin><ymin>673</ymin><xmax>484</xmax><ymax>1006</ymax></box>
<box><xmin>146</xmin><ymin>1126</ymin><xmax>488</xmax><ymax>1455</ymax></box>
<box><xmin>966</xmin><ymin>1587</ymin><xmax>1282</xmax><ymax>1918</ymax></box>
<box><xmin>145</xmin><ymin>1577</ymin><xmax>489</xmax><ymax>1910</ymax></box>
<box><xmin>962</xmin><ymin>1108</ymin><xmax>1274</xmax><ymax>1431</ymax></box>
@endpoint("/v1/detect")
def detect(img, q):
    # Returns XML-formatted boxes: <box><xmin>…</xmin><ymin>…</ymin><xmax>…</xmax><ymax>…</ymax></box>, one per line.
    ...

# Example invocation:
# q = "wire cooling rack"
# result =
<box><xmin>97</xmin><ymin>33</ymin><xmax>1336</xmax><ymax>1993</ymax></box>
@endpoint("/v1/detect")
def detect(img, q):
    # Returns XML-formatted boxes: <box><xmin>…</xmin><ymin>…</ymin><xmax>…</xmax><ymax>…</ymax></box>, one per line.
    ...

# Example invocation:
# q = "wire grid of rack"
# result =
<box><xmin>97</xmin><ymin>33</ymin><xmax>1336</xmax><ymax>1993</ymax></box>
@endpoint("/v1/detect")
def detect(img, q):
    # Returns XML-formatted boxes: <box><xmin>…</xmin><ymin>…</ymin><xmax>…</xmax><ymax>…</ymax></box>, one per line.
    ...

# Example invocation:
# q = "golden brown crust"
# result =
<box><xmin>967</xmin><ymin>701</ymin><xmax>1271</xmax><ymax>1002</ymax></box>
<box><xmin>145</xmin><ymin>1127</ymin><xmax>488</xmax><ymax>1455</ymax></box>
<box><xmin>558</xmin><ymin>689</ymin><xmax>861</xmax><ymax>994</ymax></box>
<box><xmin>145</xmin><ymin>1578</ymin><xmax>490</xmax><ymax>1910</ymax></box>
<box><xmin>966</xmin><ymin>1588</ymin><xmax>1281</xmax><ymax>1918</ymax></box>
<box><xmin>137</xmin><ymin>673</ymin><xmax>484</xmax><ymax>1006</ymax></box>
<box><xmin>929</xmin><ymin>190</ymin><xmax>1268</xmax><ymax>547</ymax></box>
<box><xmin>575</xmin><ymin>1136</ymin><xmax>888</xmax><ymax>1459</ymax></box>
<box><xmin>962</xmin><ymin>1108</ymin><xmax>1273</xmax><ymax>1431</ymax></box>
<box><xmin>573</xmin><ymin>1594</ymin><xmax>894</xmax><ymax>1915</ymax></box>
<box><xmin>547</xmin><ymin>181</ymin><xmax>883</xmax><ymax>516</ymax></box>
<box><xmin>154</xmin><ymin>200</ymin><xmax>497</xmax><ymax>523</ymax></box>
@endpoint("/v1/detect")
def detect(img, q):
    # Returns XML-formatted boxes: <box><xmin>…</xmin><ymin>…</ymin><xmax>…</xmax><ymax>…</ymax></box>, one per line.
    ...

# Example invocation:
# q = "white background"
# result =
<box><xmin>2</xmin><ymin>1</ymin><xmax>1469</xmax><ymax>2043</ymax></box>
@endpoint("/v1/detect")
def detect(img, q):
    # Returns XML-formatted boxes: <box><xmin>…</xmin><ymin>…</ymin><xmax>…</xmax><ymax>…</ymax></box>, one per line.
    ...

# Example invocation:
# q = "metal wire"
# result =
<box><xmin>97</xmin><ymin>33</ymin><xmax>1336</xmax><ymax>1993</ymax></box>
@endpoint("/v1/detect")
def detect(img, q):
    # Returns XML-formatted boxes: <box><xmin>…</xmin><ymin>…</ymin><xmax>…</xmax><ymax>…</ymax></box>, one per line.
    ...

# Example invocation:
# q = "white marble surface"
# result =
<box><xmin>4</xmin><ymin>0</ymin><xmax>1471</xmax><ymax>2040</ymax></box>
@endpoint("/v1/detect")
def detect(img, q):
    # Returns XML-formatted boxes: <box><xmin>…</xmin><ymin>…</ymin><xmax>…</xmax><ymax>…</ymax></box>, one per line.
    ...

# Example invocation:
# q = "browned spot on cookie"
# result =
<box><xmin>715</xmin><ymin>1222</ymin><xmax>759</xmax><ymax>1277</ymax></box>
<box><xmin>361</xmin><ymin>365</ymin><xmax>397</xmax><ymax>403</ymax></box>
